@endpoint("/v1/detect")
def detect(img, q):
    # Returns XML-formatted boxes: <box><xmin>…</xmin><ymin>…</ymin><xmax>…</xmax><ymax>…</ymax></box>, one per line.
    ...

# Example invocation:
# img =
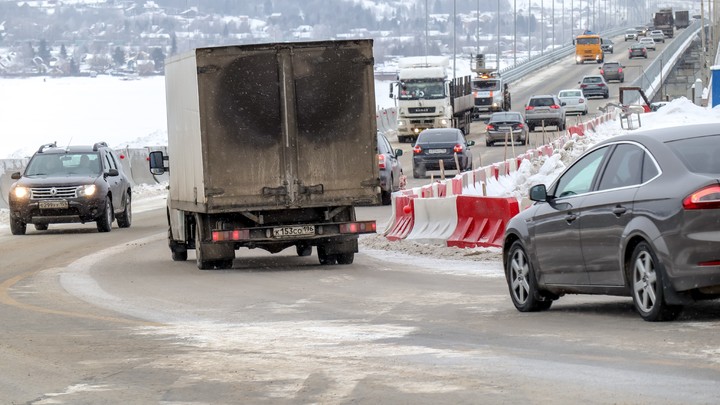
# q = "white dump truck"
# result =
<box><xmin>149</xmin><ymin>40</ymin><xmax>380</xmax><ymax>269</ymax></box>
<box><xmin>390</xmin><ymin>56</ymin><xmax>474</xmax><ymax>143</ymax></box>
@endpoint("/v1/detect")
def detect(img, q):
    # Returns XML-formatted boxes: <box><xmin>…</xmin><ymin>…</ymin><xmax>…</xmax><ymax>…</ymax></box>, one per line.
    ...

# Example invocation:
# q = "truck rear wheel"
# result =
<box><xmin>317</xmin><ymin>245</ymin><xmax>337</xmax><ymax>265</ymax></box>
<box><xmin>296</xmin><ymin>244</ymin><xmax>312</xmax><ymax>257</ymax></box>
<box><xmin>336</xmin><ymin>253</ymin><xmax>355</xmax><ymax>265</ymax></box>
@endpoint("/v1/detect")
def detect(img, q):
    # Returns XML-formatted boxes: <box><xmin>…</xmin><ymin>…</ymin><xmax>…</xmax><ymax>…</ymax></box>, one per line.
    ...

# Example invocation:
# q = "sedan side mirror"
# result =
<box><xmin>529</xmin><ymin>184</ymin><xmax>549</xmax><ymax>202</ymax></box>
<box><xmin>106</xmin><ymin>168</ymin><xmax>119</xmax><ymax>177</ymax></box>
<box><xmin>466</xmin><ymin>140</ymin><xmax>475</xmax><ymax>147</ymax></box>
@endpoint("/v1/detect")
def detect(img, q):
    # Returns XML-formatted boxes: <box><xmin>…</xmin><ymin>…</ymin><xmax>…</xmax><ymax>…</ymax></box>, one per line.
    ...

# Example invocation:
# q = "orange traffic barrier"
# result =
<box><xmin>447</xmin><ymin>195</ymin><xmax>520</xmax><ymax>248</ymax></box>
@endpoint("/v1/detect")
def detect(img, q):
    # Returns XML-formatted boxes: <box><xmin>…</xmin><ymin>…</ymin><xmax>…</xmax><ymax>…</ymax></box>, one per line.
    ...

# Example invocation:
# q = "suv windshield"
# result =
<box><xmin>25</xmin><ymin>153</ymin><xmax>101</xmax><ymax>176</ymax></box>
<box><xmin>529</xmin><ymin>97</ymin><xmax>556</xmax><ymax>107</ymax></box>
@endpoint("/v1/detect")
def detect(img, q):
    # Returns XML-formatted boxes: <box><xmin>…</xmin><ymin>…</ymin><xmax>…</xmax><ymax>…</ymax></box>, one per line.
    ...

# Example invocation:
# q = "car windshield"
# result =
<box><xmin>399</xmin><ymin>80</ymin><xmax>445</xmax><ymax>100</ymax></box>
<box><xmin>472</xmin><ymin>79</ymin><xmax>500</xmax><ymax>91</ymax></box>
<box><xmin>583</xmin><ymin>77</ymin><xmax>602</xmax><ymax>83</ymax></box>
<box><xmin>25</xmin><ymin>153</ymin><xmax>101</xmax><ymax>176</ymax></box>
<box><xmin>667</xmin><ymin>135</ymin><xmax>720</xmax><ymax>174</ymax></box>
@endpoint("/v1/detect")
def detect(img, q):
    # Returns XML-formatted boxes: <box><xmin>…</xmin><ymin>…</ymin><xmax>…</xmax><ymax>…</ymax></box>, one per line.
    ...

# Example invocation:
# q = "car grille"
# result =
<box><xmin>410</xmin><ymin>119</ymin><xmax>434</xmax><ymax>125</ymax></box>
<box><xmin>31</xmin><ymin>186</ymin><xmax>78</xmax><ymax>199</ymax></box>
<box><xmin>408</xmin><ymin>107</ymin><xmax>436</xmax><ymax>114</ymax></box>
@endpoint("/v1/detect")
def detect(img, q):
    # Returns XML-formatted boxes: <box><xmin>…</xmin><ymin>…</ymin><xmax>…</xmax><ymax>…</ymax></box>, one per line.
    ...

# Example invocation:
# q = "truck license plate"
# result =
<box><xmin>273</xmin><ymin>225</ymin><xmax>315</xmax><ymax>238</ymax></box>
<box><xmin>39</xmin><ymin>200</ymin><xmax>68</xmax><ymax>210</ymax></box>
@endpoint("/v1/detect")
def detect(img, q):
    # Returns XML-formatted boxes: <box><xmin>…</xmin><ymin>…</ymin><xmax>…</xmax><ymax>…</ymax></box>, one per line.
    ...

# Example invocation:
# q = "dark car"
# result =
<box><xmin>578</xmin><ymin>75</ymin><xmax>609</xmax><ymax>99</ymax></box>
<box><xmin>628</xmin><ymin>43</ymin><xmax>648</xmax><ymax>59</ymax></box>
<box><xmin>600</xmin><ymin>38</ymin><xmax>614</xmax><ymax>53</ymax></box>
<box><xmin>412</xmin><ymin>128</ymin><xmax>474</xmax><ymax>178</ymax></box>
<box><xmin>503</xmin><ymin>123</ymin><xmax>720</xmax><ymax>321</ymax></box>
<box><xmin>485</xmin><ymin>111</ymin><xmax>528</xmax><ymax>146</ymax></box>
<box><xmin>377</xmin><ymin>131</ymin><xmax>404</xmax><ymax>205</ymax></box>
<box><xmin>524</xmin><ymin>95</ymin><xmax>566</xmax><ymax>132</ymax></box>
<box><xmin>599</xmin><ymin>61</ymin><xmax>624</xmax><ymax>83</ymax></box>
<box><xmin>8</xmin><ymin>142</ymin><xmax>132</xmax><ymax>234</ymax></box>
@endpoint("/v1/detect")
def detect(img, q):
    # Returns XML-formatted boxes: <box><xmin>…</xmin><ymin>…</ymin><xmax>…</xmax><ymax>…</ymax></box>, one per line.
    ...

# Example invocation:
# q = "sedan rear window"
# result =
<box><xmin>417</xmin><ymin>130</ymin><xmax>458</xmax><ymax>143</ymax></box>
<box><xmin>667</xmin><ymin>135</ymin><xmax>720</xmax><ymax>174</ymax></box>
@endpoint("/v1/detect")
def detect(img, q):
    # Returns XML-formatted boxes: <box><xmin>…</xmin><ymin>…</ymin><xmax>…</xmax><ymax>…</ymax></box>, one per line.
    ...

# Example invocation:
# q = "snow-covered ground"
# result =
<box><xmin>1</xmin><ymin>76</ymin><xmax>718</xmax><ymax>267</ymax></box>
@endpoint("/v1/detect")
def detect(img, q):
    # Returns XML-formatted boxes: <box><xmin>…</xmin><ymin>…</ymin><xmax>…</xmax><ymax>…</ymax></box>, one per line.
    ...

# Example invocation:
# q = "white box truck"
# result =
<box><xmin>150</xmin><ymin>40</ymin><xmax>379</xmax><ymax>269</ymax></box>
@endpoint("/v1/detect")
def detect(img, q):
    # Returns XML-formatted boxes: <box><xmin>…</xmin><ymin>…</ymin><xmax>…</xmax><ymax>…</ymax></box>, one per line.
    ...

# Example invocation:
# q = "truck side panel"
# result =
<box><xmin>165</xmin><ymin>51</ymin><xmax>206</xmax><ymax>211</ymax></box>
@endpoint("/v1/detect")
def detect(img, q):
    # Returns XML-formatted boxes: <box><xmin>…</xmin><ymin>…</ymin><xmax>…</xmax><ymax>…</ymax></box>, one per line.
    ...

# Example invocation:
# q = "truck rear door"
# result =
<box><xmin>195</xmin><ymin>41</ymin><xmax>379</xmax><ymax>211</ymax></box>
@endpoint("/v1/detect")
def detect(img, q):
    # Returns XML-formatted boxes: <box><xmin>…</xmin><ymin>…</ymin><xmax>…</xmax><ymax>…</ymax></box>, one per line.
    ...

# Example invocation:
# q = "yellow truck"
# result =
<box><xmin>574</xmin><ymin>32</ymin><xmax>604</xmax><ymax>64</ymax></box>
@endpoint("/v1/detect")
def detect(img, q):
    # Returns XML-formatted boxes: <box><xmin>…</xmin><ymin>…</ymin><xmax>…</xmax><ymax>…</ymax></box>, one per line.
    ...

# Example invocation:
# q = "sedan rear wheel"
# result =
<box><xmin>506</xmin><ymin>241</ymin><xmax>552</xmax><ymax>312</ymax></box>
<box><xmin>630</xmin><ymin>242</ymin><xmax>681</xmax><ymax>321</ymax></box>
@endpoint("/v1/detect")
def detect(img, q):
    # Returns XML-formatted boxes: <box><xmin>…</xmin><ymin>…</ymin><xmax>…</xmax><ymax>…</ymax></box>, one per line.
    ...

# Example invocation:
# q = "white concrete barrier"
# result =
<box><xmin>405</xmin><ymin>196</ymin><xmax>458</xmax><ymax>245</ymax></box>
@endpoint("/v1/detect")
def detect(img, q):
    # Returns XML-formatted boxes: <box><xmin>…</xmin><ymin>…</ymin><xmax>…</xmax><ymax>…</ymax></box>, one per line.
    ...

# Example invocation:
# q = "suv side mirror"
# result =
<box><xmin>10</xmin><ymin>172</ymin><xmax>21</xmax><ymax>180</ymax></box>
<box><xmin>394</xmin><ymin>149</ymin><xmax>403</xmax><ymax>157</ymax></box>
<box><xmin>107</xmin><ymin>168</ymin><xmax>119</xmax><ymax>177</ymax></box>
<box><xmin>149</xmin><ymin>150</ymin><xmax>169</xmax><ymax>175</ymax></box>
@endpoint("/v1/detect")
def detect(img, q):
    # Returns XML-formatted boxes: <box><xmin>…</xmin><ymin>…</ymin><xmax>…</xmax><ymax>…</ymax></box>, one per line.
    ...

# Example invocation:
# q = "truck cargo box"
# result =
<box><xmin>164</xmin><ymin>40</ymin><xmax>380</xmax><ymax>214</ymax></box>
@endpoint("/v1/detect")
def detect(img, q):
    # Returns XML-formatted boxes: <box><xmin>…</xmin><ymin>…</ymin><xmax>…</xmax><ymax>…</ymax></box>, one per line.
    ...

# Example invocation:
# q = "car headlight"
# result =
<box><xmin>13</xmin><ymin>186</ymin><xmax>29</xmax><ymax>199</ymax></box>
<box><xmin>397</xmin><ymin>120</ymin><xmax>406</xmax><ymax>127</ymax></box>
<box><xmin>78</xmin><ymin>184</ymin><xmax>96</xmax><ymax>197</ymax></box>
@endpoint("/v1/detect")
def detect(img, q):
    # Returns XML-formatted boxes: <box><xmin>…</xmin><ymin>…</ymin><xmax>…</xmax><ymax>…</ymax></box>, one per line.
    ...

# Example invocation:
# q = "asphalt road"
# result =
<box><xmin>1</xmin><ymin>200</ymin><xmax>720</xmax><ymax>403</ymax></box>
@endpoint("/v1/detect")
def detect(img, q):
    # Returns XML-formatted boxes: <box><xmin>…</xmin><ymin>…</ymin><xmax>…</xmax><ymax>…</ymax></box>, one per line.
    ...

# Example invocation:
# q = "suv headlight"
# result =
<box><xmin>78</xmin><ymin>184</ymin><xmax>97</xmax><ymax>197</ymax></box>
<box><xmin>13</xmin><ymin>186</ymin><xmax>29</xmax><ymax>199</ymax></box>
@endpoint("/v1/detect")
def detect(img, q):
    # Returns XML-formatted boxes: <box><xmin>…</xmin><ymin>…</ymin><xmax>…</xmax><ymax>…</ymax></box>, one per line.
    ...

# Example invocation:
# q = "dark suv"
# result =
<box><xmin>8</xmin><ymin>142</ymin><xmax>132</xmax><ymax>234</ymax></box>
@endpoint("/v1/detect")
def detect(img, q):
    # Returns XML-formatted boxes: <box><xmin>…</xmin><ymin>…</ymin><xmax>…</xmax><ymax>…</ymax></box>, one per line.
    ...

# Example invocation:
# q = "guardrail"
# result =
<box><xmin>625</xmin><ymin>20</ymin><xmax>702</xmax><ymax>104</ymax></box>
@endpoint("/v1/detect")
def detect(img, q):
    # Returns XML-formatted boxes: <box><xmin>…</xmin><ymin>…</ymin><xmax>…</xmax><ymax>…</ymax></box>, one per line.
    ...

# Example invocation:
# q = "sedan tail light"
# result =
<box><xmin>579</xmin><ymin>98</ymin><xmax>585</xmax><ymax>103</ymax></box>
<box><xmin>683</xmin><ymin>185</ymin><xmax>720</xmax><ymax>210</ymax></box>
<box><xmin>453</xmin><ymin>144</ymin><xmax>463</xmax><ymax>153</ymax></box>
<box><xmin>413</xmin><ymin>145</ymin><xmax>422</xmax><ymax>154</ymax></box>
<box><xmin>486</xmin><ymin>124</ymin><xmax>496</xmax><ymax>131</ymax></box>
<box><xmin>599</xmin><ymin>69</ymin><xmax>605</xmax><ymax>74</ymax></box>
<box><xmin>618</xmin><ymin>68</ymin><xmax>623</xmax><ymax>73</ymax></box>
<box><xmin>378</xmin><ymin>153</ymin><xmax>386</xmax><ymax>169</ymax></box>
<box><xmin>516</xmin><ymin>123</ymin><xmax>525</xmax><ymax>129</ymax></box>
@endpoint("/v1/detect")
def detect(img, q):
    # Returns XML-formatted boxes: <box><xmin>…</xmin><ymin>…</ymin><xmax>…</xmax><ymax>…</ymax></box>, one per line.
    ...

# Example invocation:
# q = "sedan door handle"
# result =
<box><xmin>564</xmin><ymin>213</ymin><xmax>578</xmax><ymax>223</ymax></box>
<box><xmin>612</xmin><ymin>206</ymin><xmax>627</xmax><ymax>216</ymax></box>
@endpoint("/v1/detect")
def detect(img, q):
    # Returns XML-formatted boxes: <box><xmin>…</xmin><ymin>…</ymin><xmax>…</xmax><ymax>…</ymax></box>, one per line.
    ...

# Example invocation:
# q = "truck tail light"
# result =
<box><xmin>682</xmin><ymin>185</ymin><xmax>720</xmax><ymax>210</ymax></box>
<box><xmin>212</xmin><ymin>229</ymin><xmax>251</xmax><ymax>242</ymax></box>
<box><xmin>339</xmin><ymin>221</ymin><xmax>377</xmax><ymax>234</ymax></box>
<box><xmin>378</xmin><ymin>154</ymin><xmax>386</xmax><ymax>169</ymax></box>
<box><xmin>453</xmin><ymin>144</ymin><xmax>463</xmax><ymax>153</ymax></box>
<box><xmin>413</xmin><ymin>145</ymin><xmax>422</xmax><ymax>154</ymax></box>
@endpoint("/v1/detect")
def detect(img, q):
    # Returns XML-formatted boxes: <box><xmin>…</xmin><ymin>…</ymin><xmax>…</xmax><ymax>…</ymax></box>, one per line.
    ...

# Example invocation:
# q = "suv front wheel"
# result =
<box><xmin>96</xmin><ymin>197</ymin><xmax>113</xmax><ymax>232</ymax></box>
<box><xmin>10</xmin><ymin>214</ymin><xmax>26</xmax><ymax>235</ymax></box>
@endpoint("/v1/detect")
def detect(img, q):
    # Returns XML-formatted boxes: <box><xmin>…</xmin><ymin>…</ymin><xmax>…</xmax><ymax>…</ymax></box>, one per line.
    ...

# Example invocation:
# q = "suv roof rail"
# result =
<box><xmin>37</xmin><ymin>142</ymin><xmax>57</xmax><ymax>153</ymax></box>
<box><xmin>93</xmin><ymin>141</ymin><xmax>109</xmax><ymax>151</ymax></box>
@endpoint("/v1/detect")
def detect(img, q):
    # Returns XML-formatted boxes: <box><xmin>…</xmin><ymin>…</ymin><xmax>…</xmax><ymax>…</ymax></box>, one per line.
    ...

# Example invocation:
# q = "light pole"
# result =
<box><xmin>497</xmin><ymin>0</ymin><xmax>501</xmax><ymax>70</ymax></box>
<box><xmin>514</xmin><ymin>0</ymin><xmax>517</xmax><ymax>66</ymax></box>
<box><xmin>453</xmin><ymin>0</ymin><xmax>456</xmax><ymax>79</ymax></box>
